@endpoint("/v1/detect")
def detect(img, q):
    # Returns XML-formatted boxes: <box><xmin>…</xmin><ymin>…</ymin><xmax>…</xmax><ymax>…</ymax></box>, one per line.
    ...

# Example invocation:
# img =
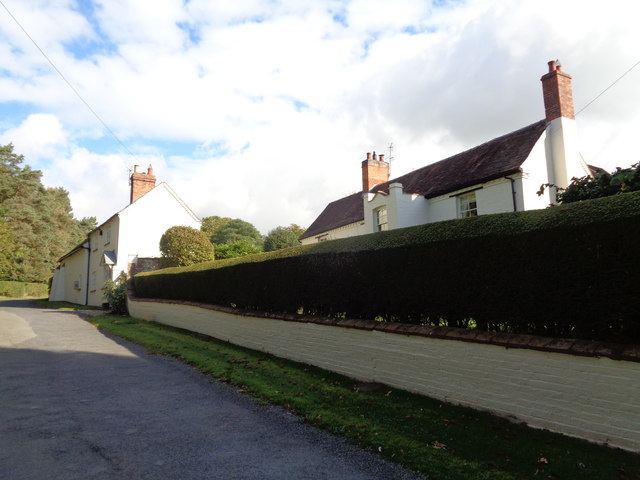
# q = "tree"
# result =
<box><xmin>210</xmin><ymin>218</ymin><xmax>263</xmax><ymax>250</ymax></box>
<box><xmin>285</xmin><ymin>223</ymin><xmax>306</xmax><ymax>238</ymax></box>
<box><xmin>0</xmin><ymin>144</ymin><xmax>91</xmax><ymax>282</ymax></box>
<box><xmin>263</xmin><ymin>226</ymin><xmax>301</xmax><ymax>252</ymax></box>
<box><xmin>201</xmin><ymin>215</ymin><xmax>232</xmax><ymax>242</ymax></box>
<box><xmin>159</xmin><ymin>225</ymin><xmax>215</xmax><ymax>267</ymax></box>
<box><xmin>0</xmin><ymin>219</ymin><xmax>22</xmax><ymax>280</ymax></box>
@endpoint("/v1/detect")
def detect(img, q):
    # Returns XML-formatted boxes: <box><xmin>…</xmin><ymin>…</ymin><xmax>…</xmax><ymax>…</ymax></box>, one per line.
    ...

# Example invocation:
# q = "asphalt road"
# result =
<box><xmin>0</xmin><ymin>300</ymin><xmax>425</xmax><ymax>480</ymax></box>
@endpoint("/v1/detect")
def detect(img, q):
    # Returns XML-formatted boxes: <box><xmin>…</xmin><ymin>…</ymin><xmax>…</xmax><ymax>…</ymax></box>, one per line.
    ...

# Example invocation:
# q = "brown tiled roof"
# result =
<box><xmin>300</xmin><ymin>192</ymin><xmax>363</xmax><ymax>240</ymax></box>
<box><xmin>371</xmin><ymin>120</ymin><xmax>547</xmax><ymax>198</ymax></box>
<box><xmin>301</xmin><ymin>120</ymin><xmax>547</xmax><ymax>239</ymax></box>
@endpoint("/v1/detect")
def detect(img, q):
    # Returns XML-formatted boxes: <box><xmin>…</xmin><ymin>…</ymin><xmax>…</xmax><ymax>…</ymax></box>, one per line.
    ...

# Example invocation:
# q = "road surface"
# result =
<box><xmin>0</xmin><ymin>300</ymin><xmax>425</xmax><ymax>480</ymax></box>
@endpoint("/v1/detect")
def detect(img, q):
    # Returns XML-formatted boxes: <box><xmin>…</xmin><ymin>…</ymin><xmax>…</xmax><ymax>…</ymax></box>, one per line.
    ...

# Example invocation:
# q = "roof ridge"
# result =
<box><xmin>377</xmin><ymin>119</ymin><xmax>546</xmax><ymax>191</ymax></box>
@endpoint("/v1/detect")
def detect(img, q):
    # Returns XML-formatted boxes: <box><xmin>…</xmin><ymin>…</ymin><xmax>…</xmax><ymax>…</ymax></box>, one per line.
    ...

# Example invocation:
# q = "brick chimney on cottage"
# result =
<box><xmin>361</xmin><ymin>151</ymin><xmax>390</xmax><ymax>192</ymax></box>
<box><xmin>539</xmin><ymin>60</ymin><xmax>589</xmax><ymax>195</ymax></box>
<box><xmin>130</xmin><ymin>165</ymin><xmax>156</xmax><ymax>203</ymax></box>
<box><xmin>540</xmin><ymin>59</ymin><xmax>575</xmax><ymax>122</ymax></box>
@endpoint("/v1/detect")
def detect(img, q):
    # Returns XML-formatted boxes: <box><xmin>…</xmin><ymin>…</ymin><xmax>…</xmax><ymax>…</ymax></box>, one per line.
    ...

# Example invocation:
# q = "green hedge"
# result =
<box><xmin>134</xmin><ymin>192</ymin><xmax>640</xmax><ymax>343</ymax></box>
<box><xmin>0</xmin><ymin>281</ymin><xmax>49</xmax><ymax>298</ymax></box>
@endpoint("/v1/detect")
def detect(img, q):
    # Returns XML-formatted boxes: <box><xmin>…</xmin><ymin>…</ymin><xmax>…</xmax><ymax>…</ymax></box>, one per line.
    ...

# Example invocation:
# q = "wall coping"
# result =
<box><xmin>127</xmin><ymin>292</ymin><xmax>640</xmax><ymax>363</ymax></box>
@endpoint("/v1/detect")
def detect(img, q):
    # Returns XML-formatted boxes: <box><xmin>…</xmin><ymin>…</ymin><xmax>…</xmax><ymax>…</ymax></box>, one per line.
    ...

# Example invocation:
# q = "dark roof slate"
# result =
<box><xmin>300</xmin><ymin>192</ymin><xmax>364</xmax><ymax>240</ymax></box>
<box><xmin>371</xmin><ymin>120</ymin><xmax>547</xmax><ymax>198</ymax></box>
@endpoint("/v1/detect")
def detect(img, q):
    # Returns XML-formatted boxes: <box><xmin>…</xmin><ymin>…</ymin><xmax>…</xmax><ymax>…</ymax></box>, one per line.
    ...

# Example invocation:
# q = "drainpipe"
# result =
<box><xmin>504</xmin><ymin>176</ymin><xmax>517</xmax><ymax>212</ymax></box>
<box><xmin>80</xmin><ymin>240</ymin><xmax>91</xmax><ymax>306</ymax></box>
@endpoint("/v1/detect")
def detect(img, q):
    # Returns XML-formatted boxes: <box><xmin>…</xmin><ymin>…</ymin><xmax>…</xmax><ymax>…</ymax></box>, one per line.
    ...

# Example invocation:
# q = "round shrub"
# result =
<box><xmin>159</xmin><ymin>226</ymin><xmax>215</xmax><ymax>267</ymax></box>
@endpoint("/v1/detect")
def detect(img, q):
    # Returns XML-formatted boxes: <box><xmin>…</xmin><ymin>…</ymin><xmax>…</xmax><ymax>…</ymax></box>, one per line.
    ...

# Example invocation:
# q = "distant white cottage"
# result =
<box><xmin>49</xmin><ymin>166</ymin><xmax>200</xmax><ymax>306</ymax></box>
<box><xmin>300</xmin><ymin>60</ymin><xmax>595</xmax><ymax>244</ymax></box>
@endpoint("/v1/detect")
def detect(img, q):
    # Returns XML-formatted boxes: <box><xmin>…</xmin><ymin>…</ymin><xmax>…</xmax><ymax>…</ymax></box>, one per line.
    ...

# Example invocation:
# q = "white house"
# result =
<box><xmin>300</xmin><ymin>60</ymin><xmax>594</xmax><ymax>244</ymax></box>
<box><xmin>49</xmin><ymin>166</ymin><xmax>200</xmax><ymax>306</ymax></box>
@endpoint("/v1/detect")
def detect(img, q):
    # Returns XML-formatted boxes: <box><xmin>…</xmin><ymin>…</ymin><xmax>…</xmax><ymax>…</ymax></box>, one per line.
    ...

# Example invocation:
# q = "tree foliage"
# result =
<box><xmin>285</xmin><ymin>223</ymin><xmax>306</xmax><ymax>237</ymax></box>
<box><xmin>159</xmin><ymin>225</ymin><xmax>215</xmax><ymax>267</ymax></box>
<box><xmin>558</xmin><ymin>163</ymin><xmax>640</xmax><ymax>204</ymax></box>
<box><xmin>215</xmin><ymin>240</ymin><xmax>263</xmax><ymax>259</ymax></box>
<box><xmin>210</xmin><ymin>218</ymin><xmax>263</xmax><ymax>248</ymax></box>
<box><xmin>201</xmin><ymin>215</ymin><xmax>232</xmax><ymax>241</ymax></box>
<box><xmin>263</xmin><ymin>226</ymin><xmax>301</xmax><ymax>252</ymax></box>
<box><xmin>0</xmin><ymin>144</ymin><xmax>95</xmax><ymax>282</ymax></box>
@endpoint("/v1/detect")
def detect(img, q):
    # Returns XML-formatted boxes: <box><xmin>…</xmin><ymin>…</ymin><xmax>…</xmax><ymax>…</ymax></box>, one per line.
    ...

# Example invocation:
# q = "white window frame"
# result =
<box><xmin>458</xmin><ymin>192</ymin><xmax>478</xmax><ymax>218</ymax></box>
<box><xmin>375</xmin><ymin>207</ymin><xmax>388</xmax><ymax>231</ymax></box>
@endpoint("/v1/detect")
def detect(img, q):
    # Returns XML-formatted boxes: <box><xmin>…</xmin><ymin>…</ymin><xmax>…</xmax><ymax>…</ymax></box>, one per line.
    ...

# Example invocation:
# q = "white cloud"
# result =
<box><xmin>0</xmin><ymin>113</ymin><xmax>68</xmax><ymax>160</ymax></box>
<box><xmin>0</xmin><ymin>0</ymin><xmax>639</xmax><ymax>234</ymax></box>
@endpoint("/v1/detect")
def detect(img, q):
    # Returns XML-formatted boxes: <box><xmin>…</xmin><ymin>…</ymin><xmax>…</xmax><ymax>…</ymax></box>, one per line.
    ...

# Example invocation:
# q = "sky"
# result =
<box><xmin>0</xmin><ymin>0</ymin><xmax>639</xmax><ymax>234</ymax></box>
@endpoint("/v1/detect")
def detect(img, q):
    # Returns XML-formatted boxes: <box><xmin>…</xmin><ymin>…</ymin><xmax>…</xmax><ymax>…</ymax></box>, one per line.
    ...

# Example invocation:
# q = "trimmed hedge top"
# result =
<box><xmin>139</xmin><ymin>190</ymin><xmax>640</xmax><ymax>275</ymax></box>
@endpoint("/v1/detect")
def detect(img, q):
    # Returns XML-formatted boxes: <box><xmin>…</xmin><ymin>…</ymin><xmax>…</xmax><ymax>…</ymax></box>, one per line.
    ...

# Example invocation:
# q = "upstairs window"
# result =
<box><xmin>376</xmin><ymin>207</ymin><xmax>388</xmax><ymax>231</ymax></box>
<box><xmin>459</xmin><ymin>192</ymin><xmax>478</xmax><ymax>218</ymax></box>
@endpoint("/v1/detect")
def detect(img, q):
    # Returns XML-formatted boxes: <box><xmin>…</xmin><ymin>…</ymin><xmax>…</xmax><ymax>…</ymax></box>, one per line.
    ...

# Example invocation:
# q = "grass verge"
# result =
<box><xmin>88</xmin><ymin>314</ymin><xmax>639</xmax><ymax>480</ymax></box>
<box><xmin>32</xmin><ymin>299</ymin><xmax>102</xmax><ymax>311</ymax></box>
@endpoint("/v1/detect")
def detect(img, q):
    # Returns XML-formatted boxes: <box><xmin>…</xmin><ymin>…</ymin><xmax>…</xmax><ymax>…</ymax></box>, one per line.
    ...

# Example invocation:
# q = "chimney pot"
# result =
<box><xmin>130</xmin><ymin>164</ymin><xmax>157</xmax><ymax>203</ymax></box>
<box><xmin>361</xmin><ymin>149</ymin><xmax>390</xmax><ymax>192</ymax></box>
<box><xmin>379</xmin><ymin>154</ymin><xmax>385</xmax><ymax>162</ymax></box>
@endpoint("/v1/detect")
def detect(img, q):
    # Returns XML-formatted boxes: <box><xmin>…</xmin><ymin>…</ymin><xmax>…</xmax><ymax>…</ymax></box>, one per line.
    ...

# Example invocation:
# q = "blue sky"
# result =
<box><xmin>0</xmin><ymin>0</ymin><xmax>639</xmax><ymax>232</ymax></box>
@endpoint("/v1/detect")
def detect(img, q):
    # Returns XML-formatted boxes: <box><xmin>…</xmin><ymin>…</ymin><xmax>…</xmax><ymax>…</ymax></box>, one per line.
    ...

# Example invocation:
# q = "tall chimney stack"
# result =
<box><xmin>539</xmin><ymin>60</ymin><xmax>589</xmax><ymax>197</ymax></box>
<box><xmin>130</xmin><ymin>164</ymin><xmax>157</xmax><ymax>203</ymax></box>
<box><xmin>540</xmin><ymin>59</ymin><xmax>575</xmax><ymax>122</ymax></box>
<box><xmin>361</xmin><ymin>151</ymin><xmax>390</xmax><ymax>192</ymax></box>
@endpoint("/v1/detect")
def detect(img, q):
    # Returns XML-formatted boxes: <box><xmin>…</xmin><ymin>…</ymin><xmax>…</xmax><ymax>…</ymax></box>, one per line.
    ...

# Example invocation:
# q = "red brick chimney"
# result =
<box><xmin>130</xmin><ymin>165</ymin><xmax>156</xmax><ymax>203</ymax></box>
<box><xmin>540</xmin><ymin>59</ymin><xmax>575</xmax><ymax>122</ymax></box>
<box><xmin>361</xmin><ymin>151</ymin><xmax>390</xmax><ymax>192</ymax></box>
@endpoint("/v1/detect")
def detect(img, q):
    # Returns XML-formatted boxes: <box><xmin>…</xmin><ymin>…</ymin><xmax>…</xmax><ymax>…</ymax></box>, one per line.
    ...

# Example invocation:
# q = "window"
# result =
<box><xmin>459</xmin><ymin>192</ymin><xmax>478</xmax><ymax>218</ymax></box>
<box><xmin>376</xmin><ymin>207</ymin><xmax>388</xmax><ymax>231</ymax></box>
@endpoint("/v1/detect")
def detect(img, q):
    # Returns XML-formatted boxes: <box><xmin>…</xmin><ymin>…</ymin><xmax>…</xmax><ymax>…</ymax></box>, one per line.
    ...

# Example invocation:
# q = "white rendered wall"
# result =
<box><xmin>365</xmin><ymin>179</ymin><xmax>518</xmax><ymax>233</ymax></box>
<box><xmin>48</xmin><ymin>267</ymin><xmax>65</xmax><ymax>302</ymax></box>
<box><xmin>427</xmin><ymin>179</ymin><xmax>516</xmax><ymax>223</ymax></box>
<box><xmin>49</xmin><ymin>246</ymin><xmax>88</xmax><ymax>305</ymax></box>
<box><xmin>116</xmin><ymin>183</ymin><xmax>200</xmax><ymax>279</ymax></box>
<box><xmin>364</xmin><ymin>184</ymin><xmax>430</xmax><ymax>233</ymax></box>
<box><xmin>545</xmin><ymin>117</ymin><xmax>591</xmax><ymax>189</ymax></box>
<box><xmin>66</xmin><ymin>251</ymin><xmax>88</xmax><ymax>305</ymax></box>
<box><xmin>129</xmin><ymin>298</ymin><xmax>640</xmax><ymax>452</ymax></box>
<box><xmin>475</xmin><ymin>178</ymin><xmax>517</xmax><ymax>215</ymax></box>
<box><xmin>300</xmin><ymin>221</ymin><xmax>367</xmax><ymax>244</ymax></box>
<box><xmin>520</xmin><ymin>134</ymin><xmax>556</xmax><ymax>209</ymax></box>
<box><xmin>87</xmin><ymin>217</ymin><xmax>118</xmax><ymax>306</ymax></box>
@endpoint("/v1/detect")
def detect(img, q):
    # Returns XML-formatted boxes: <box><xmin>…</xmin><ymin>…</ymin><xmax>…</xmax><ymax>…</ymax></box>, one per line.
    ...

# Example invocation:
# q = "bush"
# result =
<box><xmin>559</xmin><ymin>162</ymin><xmax>640</xmax><ymax>203</ymax></box>
<box><xmin>134</xmin><ymin>192</ymin><xmax>640</xmax><ymax>343</ymax></box>
<box><xmin>159</xmin><ymin>225</ymin><xmax>215</xmax><ymax>267</ymax></box>
<box><xmin>0</xmin><ymin>281</ymin><xmax>48</xmax><ymax>298</ymax></box>
<box><xmin>215</xmin><ymin>240</ymin><xmax>262</xmax><ymax>259</ymax></box>
<box><xmin>102</xmin><ymin>272</ymin><xmax>128</xmax><ymax>314</ymax></box>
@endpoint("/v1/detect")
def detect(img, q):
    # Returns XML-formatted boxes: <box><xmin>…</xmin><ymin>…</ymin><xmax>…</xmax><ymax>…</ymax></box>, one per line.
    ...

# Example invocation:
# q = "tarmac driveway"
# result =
<box><xmin>0</xmin><ymin>300</ymin><xmax>425</xmax><ymax>480</ymax></box>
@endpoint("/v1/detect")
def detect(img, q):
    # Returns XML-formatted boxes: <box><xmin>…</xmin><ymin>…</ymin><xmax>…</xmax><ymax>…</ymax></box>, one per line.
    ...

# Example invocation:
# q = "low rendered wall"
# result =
<box><xmin>128</xmin><ymin>296</ymin><xmax>640</xmax><ymax>452</ymax></box>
